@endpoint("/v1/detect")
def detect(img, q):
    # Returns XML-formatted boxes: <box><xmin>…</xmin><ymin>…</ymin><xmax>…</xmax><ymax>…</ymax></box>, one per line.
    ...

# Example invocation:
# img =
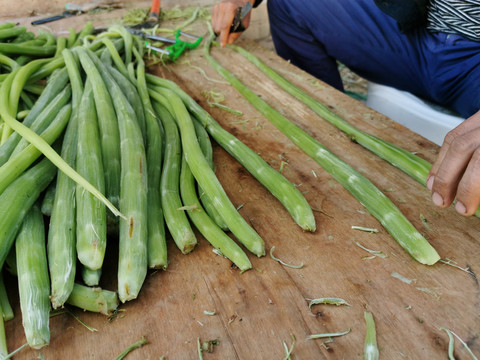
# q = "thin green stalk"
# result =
<box><xmin>101</xmin><ymin>37</ymin><xmax>129</xmax><ymax>78</ymax></box>
<box><xmin>0</xmin><ymin>300</ymin><xmax>6</xmax><ymax>358</ymax></box>
<box><xmin>0</xmin><ymin>271</ymin><xmax>13</xmax><ymax>321</ymax></box>
<box><xmin>72</xmin><ymin>21</ymin><xmax>94</xmax><ymax>48</ymax></box>
<box><xmin>19</xmin><ymin>90</ymin><xmax>35</xmax><ymax>109</ymax></box>
<box><xmin>0</xmin><ymin>25</ymin><xmax>26</xmax><ymax>40</ymax></box>
<box><xmin>152</xmin><ymin>100</ymin><xmax>198</xmax><ymax>254</ymax></box>
<box><xmin>306</xmin><ymin>329</ymin><xmax>351</xmax><ymax>340</ymax></box>
<box><xmin>109</xmin><ymin>25</ymin><xmax>133</xmax><ymax>67</ymax></box>
<box><xmin>11</xmin><ymin>85</ymin><xmax>71</xmax><ymax>158</ymax></box>
<box><xmin>147</xmin><ymin>76</ymin><xmax>316</xmax><ymax>232</ymax></box>
<box><xmin>152</xmin><ymin>87</ymin><xmax>265</xmax><ymax>256</ymax></box>
<box><xmin>67</xmin><ymin>28</ymin><xmax>77</xmax><ymax>48</ymax></box>
<box><xmin>4</xmin><ymin>248</ymin><xmax>16</xmax><ymax>277</ymax></box>
<box><xmin>9</xmin><ymin>59</ymin><xmax>49</xmax><ymax>115</ymax></box>
<box><xmin>54</xmin><ymin>36</ymin><xmax>67</xmax><ymax>57</ymax></box>
<box><xmin>115</xmin><ymin>337</ymin><xmax>148</xmax><ymax>360</ymax></box>
<box><xmin>192</xmin><ymin>117</ymin><xmax>229</xmax><ymax>231</ymax></box>
<box><xmin>180</xmin><ymin>154</ymin><xmax>252</xmax><ymax>271</ymax></box>
<box><xmin>0</xmin><ymin>68</ymin><xmax>69</xmax><ymax>165</ymax></box>
<box><xmin>0</xmin><ymin>104</ymin><xmax>71</xmax><ymax>194</ymax></box>
<box><xmin>40</xmin><ymin>179</ymin><xmax>56</xmax><ymax>216</ymax></box>
<box><xmin>0</xmin><ymin>43</ymin><xmax>56</xmax><ymax>57</ymax></box>
<box><xmin>0</xmin><ymin>54</ymin><xmax>19</xmax><ymax>71</ymax></box>
<box><xmin>203</xmin><ymin>27</ymin><xmax>439</xmax><ymax>265</ymax></box>
<box><xmin>0</xmin><ymin>70</ymin><xmax>123</xmax><ymax>218</ymax></box>
<box><xmin>134</xmin><ymin>47</ymin><xmax>168</xmax><ymax>269</ymax></box>
<box><xmin>0</xmin><ymin>67</ymin><xmax>18</xmax><ymax>144</ymax></box>
<box><xmin>440</xmin><ymin>327</ymin><xmax>479</xmax><ymax>360</ymax></box>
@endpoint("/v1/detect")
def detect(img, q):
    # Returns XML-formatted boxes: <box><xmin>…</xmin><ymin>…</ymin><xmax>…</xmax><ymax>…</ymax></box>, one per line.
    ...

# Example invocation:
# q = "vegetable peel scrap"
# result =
<box><xmin>364</xmin><ymin>312</ymin><xmax>379</xmax><ymax>360</ymax></box>
<box><xmin>306</xmin><ymin>328</ymin><xmax>351</xmax><ymax>340</ymax></box>
<box><xmin>115</xmin><ymin>337</ymin><xmax>148</xmax><ymax>360</ymax></box>
<box><xmin>440</xmin><ymin>327</ymin><xmax>479</xmax><ymax>360</ymax></box>
<box><xmin>355</xmin><ymin>241</ymin><xmax>388</xmax><ymax>259</ymax></box>
<box><xmin>308</xmin><ymin>297</ymin><xmax>350</xmax><ymax>309</ymax></box>
<box><xmin>282</xmin><ymin>334</ymin><xmax>295</xmax><ymax>360</ymax></box>
<box><xmin>270</xmin><ymin>246</ymin><xmax>304</xmax><ymax>269</ymax></box>
<box><xmin>352</xmin><ymin>226</ymin><xmax>379</xmax><ymax>233</ymax></box>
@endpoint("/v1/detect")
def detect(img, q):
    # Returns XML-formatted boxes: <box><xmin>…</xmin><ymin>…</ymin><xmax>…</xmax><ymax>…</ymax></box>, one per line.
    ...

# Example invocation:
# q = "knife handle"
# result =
<box><xmin>149</xmin><ymin>0</ymin><xmax>161</xmax><ymax>21</ymax></box>
<box><xmin>230</xmin><ymin>7</ymin><xmax>246</xmax><ymax>33</ymax></box>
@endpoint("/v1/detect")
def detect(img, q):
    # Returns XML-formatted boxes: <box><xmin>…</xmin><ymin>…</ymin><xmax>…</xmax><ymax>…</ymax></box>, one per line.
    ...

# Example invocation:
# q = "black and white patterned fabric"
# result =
<box><xmin>427</xmin><ymin>0</ymin><xmax>480</xmax><ymax>41</ymax></box>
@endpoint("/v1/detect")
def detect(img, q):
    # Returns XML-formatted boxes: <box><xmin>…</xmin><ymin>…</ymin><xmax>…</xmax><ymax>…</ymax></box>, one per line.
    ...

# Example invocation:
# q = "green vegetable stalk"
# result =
<box><xmin>203</xmin><ymin>25</ymin><xmax>439</xmax><ymax>265</ymax></box>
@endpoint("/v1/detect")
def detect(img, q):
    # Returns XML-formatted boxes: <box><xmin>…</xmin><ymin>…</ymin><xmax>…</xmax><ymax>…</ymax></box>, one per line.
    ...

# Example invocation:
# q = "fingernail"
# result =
<box><xmin>455</xmin><ymin>201</ymin><xmax>467</xmax><ymax>214</ymax></box>
<box><xmin>432</xmin><ymin>192</ymin><xmax>444</xmax><ymax>207</ymax></box>
<box><xmin>426</xmin><ymin>176</ymin><xmax>434</xmax><ymax>190</ymax></box>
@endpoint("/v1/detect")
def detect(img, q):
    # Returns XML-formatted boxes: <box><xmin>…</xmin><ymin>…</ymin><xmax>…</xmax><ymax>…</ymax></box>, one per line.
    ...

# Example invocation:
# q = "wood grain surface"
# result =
<box><xmin>3</xmin><ymin>15</ymin><xmax>480</xmax><ymax>360</ymax></box>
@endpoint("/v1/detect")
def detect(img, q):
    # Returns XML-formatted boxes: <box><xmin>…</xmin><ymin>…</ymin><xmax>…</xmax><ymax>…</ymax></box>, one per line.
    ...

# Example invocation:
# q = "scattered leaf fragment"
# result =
<box><xmin>308</xmin><ymin>297</ymin><xmax>350</xmax><ymax>309</ymax></box>
<box><xmin>270</xmin><ymin>246</ymin><xmax>304</xmax><ymax>269</ymax></box>
<box><xmin>306</xmin><ymin>328</ymin><xmax>351</xmax><ymax>340</ymax></box>
<box><xmin>115</xmin><ymin>337</ymin><xmax>148</xmax><ymax>360</ymax></box>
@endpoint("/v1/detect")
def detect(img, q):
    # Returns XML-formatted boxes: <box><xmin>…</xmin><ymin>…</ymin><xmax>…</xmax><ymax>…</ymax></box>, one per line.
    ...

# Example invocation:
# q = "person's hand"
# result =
<box><xmin>427</xmin><ymin>110</ymin><xmax>480</xmax><ymax>216</ymax></box>
<box><xmin>211</xmin><ymin>0</ymin><xmax>254</xmax><ymax>47</ymax></box>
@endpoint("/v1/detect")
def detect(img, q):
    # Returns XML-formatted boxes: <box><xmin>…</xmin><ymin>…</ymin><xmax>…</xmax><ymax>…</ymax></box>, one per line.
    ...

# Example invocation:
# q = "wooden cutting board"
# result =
<box><xmin>4</xmin><ymin>19</ymin><xmax>480</xmax><ymax>360</ymax></box>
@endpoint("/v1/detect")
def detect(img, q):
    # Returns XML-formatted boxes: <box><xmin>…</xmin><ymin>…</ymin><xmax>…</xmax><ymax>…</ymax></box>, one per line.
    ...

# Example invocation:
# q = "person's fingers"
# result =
<box><xmin>455</xmin><ymin>145</ymin><xmax>480</xmax><ymax>215</ymax></box>
<box><xmin>217</xmin><ymin>3</ymin><xmax>238</xmax><ymax>46</ymax></box>
<box><xmin>211</xmin><ymin>0</ymin><xmax>253</xmax><ymax>46</ymax></box>
<box><xmin>227</xmin><ymin>32</ymin><xmax>243</xmax><ymax>44</ymax></box>
<box><xmin>227</xmin><ymin>12</ymin><xmax>251</xmax><ymax>44</ymax></box>
<box><xmin>428</xmin><ymin>111</ymin><xmax>480</xmax><ymax>215</ymax></box>
<box><xmin>429</xmin><ymin>129</ymin><xmax>476</xmax><ymax>208</ymax></box>
<box><xmin>428</xmin><ymin>111</ymin><xmax>480</xmax><ymax>189</ymax></box>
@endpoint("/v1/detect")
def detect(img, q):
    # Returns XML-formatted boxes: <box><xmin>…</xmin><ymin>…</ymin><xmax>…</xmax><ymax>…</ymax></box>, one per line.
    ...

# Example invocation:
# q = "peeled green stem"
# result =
<box><xmin>180</xmin><ymin>154</ymin><xmax>252</xmax><ymax>271</ymax></box>
<box><xmin>364</xmin><ymin>312</ymin><xmax>379</xmax><ymax>360</ymax></box>
<box><xmin>115</xmin><ymin>337</ymin><xmax>148</xmax><ymax>360</ymax></box>
<box><xmin>81</xmin><ymin>47</ymin><xmax>148</xmax><ymax>302</ymax></box>
<box><xmin>8</xmin><ymin>84</ymin><xmax>72</xmax><ymax>161</ymax></box>
<box><xmin>73</xmin><ymin>45</ymin><xmax>122</xmax><ymax>210</ymax></box>
<box><xmin>0</xmin><ymin>272</ymin><xmax>13</xmax><ymax>322</ymax></box>
<box><xmin>228</xmin><ymin>43</ymin><xmax>432</xmax><ymax>185</ymax></box>
<box><xmin>81</xmin><ymin>267</ymin><xmax>102</xmax><ymax>287</ymax></box>
<box><xmin>203</xmin><ymin>29</ymin><xmax>439</xmax><ymax>265</ymax></box>
<box><xmin>0</xmin><ymin>301</ymin><xmax>6</xmax><ymax>358</ymax></box>
<box><xmin>75</xmin><ymin>80</ymin><xmax>107</xmax><ymax>271</ymax></box>
<box><xmin>66</xmin><ymin>283</ymin><xmax>118</xmax><ymax>316</ymax></box>
<box><xmin>0</xmin><ymin>104</ymin><xmax>70</xmax><ymax>194</ymax></box>
<box><xmin>16</xmin><ymin>205</ymin><xmax>50</xmax><ymax>349</ymax></box>
<box><xmin>0</xmin><ymin>157</ymin><xmax>56</xmax><ymax>269</ymax></box>
<box><xmin>152</xmin><ymin>87</ymin><xmax>265</xmax><ymax>257</ymax></box>
<box><xmin>192</xmin><ymin>118</ymin><xmax>229</xmax><ymax>231</ymax></box>
<box><xmin>48</xmin><ymin>48</ymin><xmax>80</xmax><ymax>309</ymax></box>
<box><xmin>0</xmin><ymin>66</ymin><xmax>122</xmax><ymax>218</ymax></box>
<box><xmin>134</xmin><ymin>49</ymin><xmax>168</xmax><ymax>269</ymax></box>
<box><xmin>147</xmin><ymin>76</ymin><xmax>315</xmax><ymax>232</ymax></box>
<box><xmin>152</xmin><ymin>100</ymin><xmax>198</xmax><ymax>254</ymax></box>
